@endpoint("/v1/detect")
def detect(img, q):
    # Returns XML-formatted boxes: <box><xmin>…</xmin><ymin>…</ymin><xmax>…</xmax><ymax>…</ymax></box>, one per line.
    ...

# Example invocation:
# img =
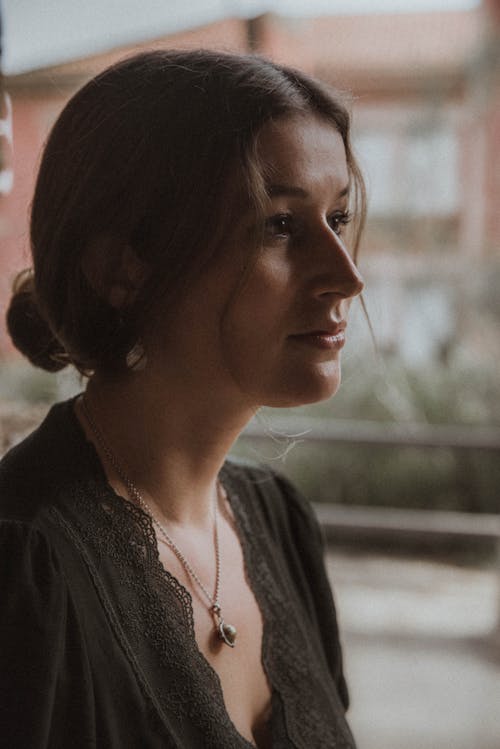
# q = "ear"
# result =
<box><xmin>82</xmin><ymin>236</ymin><xmax>149</xmax><ymax>309</ymax></box>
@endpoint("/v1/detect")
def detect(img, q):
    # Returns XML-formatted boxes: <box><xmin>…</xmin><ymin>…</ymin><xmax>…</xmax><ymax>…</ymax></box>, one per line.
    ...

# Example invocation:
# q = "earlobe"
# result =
<box><xmin>82</xmin><ymin>236</ymin><xmax>149</xmax><ymax>309</ymax></box>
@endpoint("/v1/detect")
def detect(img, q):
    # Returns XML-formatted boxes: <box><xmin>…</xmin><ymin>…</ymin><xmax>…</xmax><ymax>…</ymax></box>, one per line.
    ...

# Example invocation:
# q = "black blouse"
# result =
<box><xmin>0</xmin><ymin>399</ymin><xmax>356</xmax><ymax>748</ymax></box>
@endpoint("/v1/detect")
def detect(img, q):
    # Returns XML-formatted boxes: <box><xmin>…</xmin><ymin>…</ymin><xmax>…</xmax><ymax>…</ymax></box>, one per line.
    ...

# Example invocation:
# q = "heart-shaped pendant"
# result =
<box><xmin>218</xmin><ymin>620</ymin><xmax>237</xmax><ymax>648</ymax></box>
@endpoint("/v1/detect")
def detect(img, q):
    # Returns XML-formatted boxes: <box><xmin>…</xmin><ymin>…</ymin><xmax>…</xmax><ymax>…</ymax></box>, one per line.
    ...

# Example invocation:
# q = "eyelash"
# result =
<box><xmin>329</xmin><ymin>210</ymin><xmax>353</xmax><ymax>235</ymax></box>
<box><xmin>265</xmin><ymin>210</ymin><xmax>352</xmax><ymax>240</ymax></box>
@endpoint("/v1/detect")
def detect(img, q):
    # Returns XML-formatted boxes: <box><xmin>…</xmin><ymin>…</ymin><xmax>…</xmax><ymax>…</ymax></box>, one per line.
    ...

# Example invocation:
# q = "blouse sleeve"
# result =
<box><xmin>272</xmin><ymin>472</ymin><xmax>351</xmax><ymax>711</ymax></box>
<box><xmin>0</xmin><ymin>520</ymin><xmax>80</xmax><ymax>749</ymax></box>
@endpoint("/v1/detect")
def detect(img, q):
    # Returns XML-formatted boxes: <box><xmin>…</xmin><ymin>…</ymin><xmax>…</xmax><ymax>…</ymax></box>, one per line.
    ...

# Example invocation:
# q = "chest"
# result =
<box><xmin>156</xmin><ymin>511</ymin><xmax>272</xmax><ymax>747</ymax></box>
<box><xmin>60</xmin><ymin>471</ymin><xmax>356</xmax><ymax>748</ymax></box>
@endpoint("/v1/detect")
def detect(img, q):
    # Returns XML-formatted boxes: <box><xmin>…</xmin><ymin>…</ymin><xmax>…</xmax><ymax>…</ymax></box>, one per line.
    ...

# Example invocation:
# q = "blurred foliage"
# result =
<box><xmin>232</xmin><ymin>357</ymin><xmax>500</xmax><ymax>514</ymax></box>
<box><xmin>0</xmin><ymin>359</ymin><xmax>81</xmax><ymax>404</ymax></box>
<box><xmin>274</xmin><ymin>356</ymin><xmax>500</xmax><ymax>427</ymax></box>
<box><xmin>0</xmin><ymin>360</ymin><xmax>59</xmax><ymax>403</ymax></box>
<box><xmin>1</xmin><ymin>350</ymin><xmax>499</xmax><ymax>514</ymax></box>
<box><xmin>233</xmin><ymin>438</ymin><xmax>499</xmax><ymax>515</ymax></box>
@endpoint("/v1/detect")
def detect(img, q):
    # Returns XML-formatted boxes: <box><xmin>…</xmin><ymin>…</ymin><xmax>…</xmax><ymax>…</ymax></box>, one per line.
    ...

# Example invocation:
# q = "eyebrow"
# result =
<box><xmin>268</xmin><ymin>183</ymin><xmax>350</xmax><ymax>200</ymax></box>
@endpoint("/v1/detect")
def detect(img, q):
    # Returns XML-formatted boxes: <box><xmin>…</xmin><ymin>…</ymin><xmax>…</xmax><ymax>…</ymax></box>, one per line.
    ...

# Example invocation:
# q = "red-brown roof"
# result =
<box><xmin>262</xmin><ymin>10</ymin><xmax>484</xmax><ymax>75</ymax></box>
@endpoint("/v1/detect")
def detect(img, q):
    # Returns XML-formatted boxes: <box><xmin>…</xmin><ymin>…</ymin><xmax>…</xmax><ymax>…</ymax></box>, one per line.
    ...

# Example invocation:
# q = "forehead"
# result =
<box><xmin>255</xmin><ymin>114</ymin><xmax>349</xmax><ymax>195</ymax></box>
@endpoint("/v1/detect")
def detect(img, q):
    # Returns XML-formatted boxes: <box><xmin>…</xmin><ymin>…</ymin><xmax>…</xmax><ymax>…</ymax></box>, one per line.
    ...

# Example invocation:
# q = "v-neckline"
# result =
<box><xmin>67</xmin><ymin>400</ymin><xmax>273</xmax><ymax>748</ymax></box>
<box><xmin>33</xmin><ymin>398</ymin><xmax>358</xmax><ymax>748</ymax></box>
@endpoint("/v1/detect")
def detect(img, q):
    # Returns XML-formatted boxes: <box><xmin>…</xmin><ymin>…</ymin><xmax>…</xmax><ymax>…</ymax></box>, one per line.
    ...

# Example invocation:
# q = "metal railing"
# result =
<box><xmin>241</xmin><ymin>416</ymin><xmax>500</xmax><ymax>643</ymax></box>
<box><xmin>242</xmin><ymin>415</ymin><xmax>500</xmax><ymax>452</ymax></box>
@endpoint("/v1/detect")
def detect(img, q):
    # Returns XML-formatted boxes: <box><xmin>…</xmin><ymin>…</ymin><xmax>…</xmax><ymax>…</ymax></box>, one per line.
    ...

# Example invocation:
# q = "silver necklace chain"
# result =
<box><xmin>80</xmin><ymin>395</ymin><xmax>237</xmax><ymax>647</ymax></box>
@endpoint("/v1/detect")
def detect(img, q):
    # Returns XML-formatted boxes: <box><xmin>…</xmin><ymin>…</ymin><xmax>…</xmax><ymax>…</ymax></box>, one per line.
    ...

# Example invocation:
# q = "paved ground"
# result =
<box><xmin>325</xmin><ymin>551</ymin><xmax>500</xmax><ymax>749</ymax></box>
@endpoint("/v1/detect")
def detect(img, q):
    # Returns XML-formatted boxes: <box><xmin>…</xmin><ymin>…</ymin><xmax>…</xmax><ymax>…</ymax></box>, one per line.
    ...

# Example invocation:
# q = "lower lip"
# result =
<box><xmin>289</xmin><ymin>332</ymin><xmax>346</xmax><ymax>350</ymax></box>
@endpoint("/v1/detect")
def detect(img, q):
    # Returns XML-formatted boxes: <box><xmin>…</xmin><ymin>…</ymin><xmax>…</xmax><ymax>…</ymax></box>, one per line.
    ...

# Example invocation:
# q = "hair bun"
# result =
<box><xmin>6</xmin><ymin>270</ymin><xmax>68</xmax><ymax>372</ymax></box>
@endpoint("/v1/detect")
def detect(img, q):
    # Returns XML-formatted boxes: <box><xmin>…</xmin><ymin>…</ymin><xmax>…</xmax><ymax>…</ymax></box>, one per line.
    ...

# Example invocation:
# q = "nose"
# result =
<box><xmin>312</xmin><ymin>224</ymin><xmax>364</xmax><ymax>300</ymax></box>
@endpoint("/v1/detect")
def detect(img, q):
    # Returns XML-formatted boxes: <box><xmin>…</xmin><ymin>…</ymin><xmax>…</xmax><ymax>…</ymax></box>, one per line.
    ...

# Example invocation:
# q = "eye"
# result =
<box><xmin>328</xmin><ymin>210</ymin><xmax>352</xmax><ymax>236</ymax></box>
<box><xmin>264</xmin><ymin>213</ymin><xmax>294</xmax><ymax>239</ymax></box>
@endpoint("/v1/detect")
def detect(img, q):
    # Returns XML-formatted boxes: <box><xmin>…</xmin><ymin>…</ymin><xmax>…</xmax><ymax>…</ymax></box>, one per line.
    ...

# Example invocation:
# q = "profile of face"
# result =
<box><xmin>144</xmin><ymin>114</ymin><xmax>364</xmax><ymax>410</ymax></box>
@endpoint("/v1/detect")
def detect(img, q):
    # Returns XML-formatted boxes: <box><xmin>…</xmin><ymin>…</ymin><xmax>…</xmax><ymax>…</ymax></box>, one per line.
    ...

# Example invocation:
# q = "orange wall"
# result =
<box><xmin>0</xmin><ymin>18</ymin><xmax>249</xmax><ymax>355</ymax></box>
<box><xmin>0</xmin><ymin>94</ymin><xmax>67</xmax><ymax>352</ymax></box>
<box><xmin>1</xmin><ymin>10</ymin><xmax>499</xmax><ymax>358</ymax></box>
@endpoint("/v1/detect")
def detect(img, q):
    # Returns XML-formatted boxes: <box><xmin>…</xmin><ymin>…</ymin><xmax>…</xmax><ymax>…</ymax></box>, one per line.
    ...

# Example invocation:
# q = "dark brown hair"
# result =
<box><xmin>7</xmin><ymin>49</ymin><xmax>366</xmax><ymax>374</ymax></box>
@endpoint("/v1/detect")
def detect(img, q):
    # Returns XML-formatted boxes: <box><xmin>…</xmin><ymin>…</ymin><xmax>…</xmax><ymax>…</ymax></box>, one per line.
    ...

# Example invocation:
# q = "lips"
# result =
<box><xmin>288</xmin><ymin>321</ymin><xmax>347</xmax><ymax>350</ymax></box>
<box><xmin>290</xmin><ymin>320</ymin><xmax>346</xmax><ymax>337</ymax></box>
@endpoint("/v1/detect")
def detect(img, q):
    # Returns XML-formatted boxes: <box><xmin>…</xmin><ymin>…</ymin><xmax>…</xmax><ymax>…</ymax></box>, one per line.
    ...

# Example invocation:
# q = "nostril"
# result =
<box><xmin>343</xmin><ymin>258</ymin><xmax>364</xmax><ymax>298</ymax></box>
<box><xmin>336</xmin><ymin>268</ymin><xmax>365</xmax><ymax>299</ymax></box>
<box><xmin>352</xmin><ymin>271</ymin><xmax>365</xmax><ymax>297</ymax></box>
<box><xmin>317</xmin><ymin>274</ymin><xmax>364</xmax><ymax>300</ymax></box>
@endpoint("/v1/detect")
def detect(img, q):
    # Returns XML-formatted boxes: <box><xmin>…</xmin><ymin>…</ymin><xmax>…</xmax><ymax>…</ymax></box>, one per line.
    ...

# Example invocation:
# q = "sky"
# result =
<box><xmin>1</xmin><ymin>0</ymin><xmax>481</xmax><ymax>75</ymax></box>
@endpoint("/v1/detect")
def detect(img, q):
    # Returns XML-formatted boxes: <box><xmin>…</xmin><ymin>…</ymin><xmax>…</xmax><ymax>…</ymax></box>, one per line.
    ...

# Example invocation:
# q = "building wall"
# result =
<box><xmin>0</xmin><ymin>17</ymin><xmax>249</xmax><ymax>355</ymax></box>
<box><xmin>0</xmin><ymin>6</ymin><xmax>498</xmax><ymax>360</ymax></box>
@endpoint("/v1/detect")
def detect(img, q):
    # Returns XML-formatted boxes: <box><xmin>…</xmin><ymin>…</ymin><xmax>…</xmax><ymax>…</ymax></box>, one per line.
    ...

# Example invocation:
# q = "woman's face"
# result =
<box><xmin>146</xmin><ymin>114</ymin><xmax>364</xmax><ymax>410</ymax></box>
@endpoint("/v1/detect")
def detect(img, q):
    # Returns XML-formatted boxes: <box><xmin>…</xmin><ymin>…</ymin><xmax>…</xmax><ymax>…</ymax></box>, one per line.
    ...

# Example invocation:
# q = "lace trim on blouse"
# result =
<box><xmin>49</xmin><ymin>428</ymin><xmax>355</xmax><ymax>749</ymax></box>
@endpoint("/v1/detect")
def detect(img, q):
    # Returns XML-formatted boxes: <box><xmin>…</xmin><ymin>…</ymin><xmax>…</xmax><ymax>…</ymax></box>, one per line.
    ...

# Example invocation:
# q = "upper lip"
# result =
<box><xmin>291</xmin><ymin>320</ymin><xmax>347</xmax><ymax>337</ymax></box>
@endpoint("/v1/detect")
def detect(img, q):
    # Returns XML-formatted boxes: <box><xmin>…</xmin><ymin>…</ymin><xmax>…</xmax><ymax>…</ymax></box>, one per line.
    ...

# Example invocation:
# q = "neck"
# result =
<box><xmin>79</xmin><ymin>371</ymin><xmax>255</xmax><ymax>529</ymax></box>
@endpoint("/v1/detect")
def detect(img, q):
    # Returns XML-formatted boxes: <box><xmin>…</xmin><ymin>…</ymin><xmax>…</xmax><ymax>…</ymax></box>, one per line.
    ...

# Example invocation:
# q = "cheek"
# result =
<box><xmin>222</xmin><ymin>260</ymin><xmax>292</xmax><ymax>346</ymax></box>
<box><xmin>216</xmin><ymin>255</ymin><xmax>344</xmax><ymax>406</ymax></box>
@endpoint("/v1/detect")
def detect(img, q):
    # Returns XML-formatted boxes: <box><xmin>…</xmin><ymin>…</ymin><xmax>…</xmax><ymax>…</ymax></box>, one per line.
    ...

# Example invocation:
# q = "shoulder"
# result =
<box><xmin>0</xmin><ymin>397</ymin><xmax>83</xmax><ymax>523</ymax></box>
<box><xmin>222</xmin><ymin>456</ymin><xmax>322</xmax><ymax>550</ymax></box>
<box><xmin>0</xmin><ymin>516</ymin><xmax>62</xmax><ymax>573</ymax></box>
<box><xmin>223</xmin><ymin>455</ymin><xmax>309</xmax><ymax>508</ymax></box>
<box><xmin>0</xmin><ymin>517</ymin><xmax>68</xmax><ymax>623</ymax></box>
<box><xmin>224</xmin><ymin>460</ymin><xmax>351</xmax><ymax>709</ymax></box>
<box><xmin>0</xmin><ymin>514</ymin><xmax>81</xmax><ymax>746</ymax></box>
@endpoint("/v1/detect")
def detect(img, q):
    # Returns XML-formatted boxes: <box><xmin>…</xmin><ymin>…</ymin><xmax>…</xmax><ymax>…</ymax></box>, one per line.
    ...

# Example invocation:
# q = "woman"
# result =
<box><xmin>1</xmin><ymin>50</ymin><xmax>365</xmax><ymax>748</ymax></box>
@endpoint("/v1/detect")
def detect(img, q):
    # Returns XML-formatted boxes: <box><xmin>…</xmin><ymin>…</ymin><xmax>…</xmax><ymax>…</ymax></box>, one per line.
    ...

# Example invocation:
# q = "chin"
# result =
<box><xmin>263</xmin><ymin>367</ymin><xmax>342</xmax><ymax>408</ymax></box>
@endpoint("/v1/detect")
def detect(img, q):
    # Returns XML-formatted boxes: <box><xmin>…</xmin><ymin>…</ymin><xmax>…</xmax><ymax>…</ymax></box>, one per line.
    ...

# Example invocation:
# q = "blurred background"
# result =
<box><xmin>0</xmin><ymin>1</ymin><xmax>499</xmax><ymax>747</ymax></box>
